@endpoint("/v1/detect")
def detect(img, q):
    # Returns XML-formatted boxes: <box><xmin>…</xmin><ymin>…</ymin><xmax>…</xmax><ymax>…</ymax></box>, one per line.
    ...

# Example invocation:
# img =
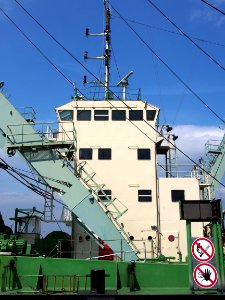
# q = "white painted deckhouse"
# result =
<box><xmin>55</xmin><ymin>96</ymin><xmax>204</xmax><ymax>261</ymax></box>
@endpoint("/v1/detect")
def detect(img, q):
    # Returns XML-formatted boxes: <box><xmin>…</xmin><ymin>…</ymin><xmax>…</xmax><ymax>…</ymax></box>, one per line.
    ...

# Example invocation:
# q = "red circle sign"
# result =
<box><xmin>191</xmin><ymin>237</ymin><xmax>215</xmax><ymax>262</ymax></box>
<box><xmin>193</xmin><ymin>263</ymin><xmax>217</xmax><ymax>289</ymax></box>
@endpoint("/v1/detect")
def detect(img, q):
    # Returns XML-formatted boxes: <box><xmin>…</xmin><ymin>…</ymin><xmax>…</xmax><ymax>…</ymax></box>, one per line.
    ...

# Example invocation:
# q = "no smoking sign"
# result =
<box><xmin>191</xmin><ymin>237</ymin><xmax>215</xmax><ymax>262</ymax></box>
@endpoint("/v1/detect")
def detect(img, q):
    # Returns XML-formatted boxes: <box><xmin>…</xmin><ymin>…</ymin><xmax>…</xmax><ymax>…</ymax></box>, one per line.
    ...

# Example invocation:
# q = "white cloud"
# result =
<box><xmin>174</xmin><ymin>125</ymin><xmax>224</xmax><ymax>161</ymax></box>
<box><xmin>190</xmin><ymin>4</ymin><xmax>225</xmax><ymax>28</ymax></box>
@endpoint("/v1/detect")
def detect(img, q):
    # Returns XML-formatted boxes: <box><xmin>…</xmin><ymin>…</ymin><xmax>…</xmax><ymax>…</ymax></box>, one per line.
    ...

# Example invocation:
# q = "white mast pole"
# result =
<box><xmin>104</xmin><ymin>0</ymin><xmax>111</xmax><ymax>99</ymax></box>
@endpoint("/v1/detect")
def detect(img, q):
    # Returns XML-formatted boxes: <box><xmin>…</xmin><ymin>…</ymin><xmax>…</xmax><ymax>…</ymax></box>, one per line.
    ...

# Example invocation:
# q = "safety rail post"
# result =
<box><xmin>212</xmin><ymin>221</ymin><xmax>222</xmax><ymax>290</ymax></box>
<box><xmin>61</xmin><ymin>275</ymin><xmax>64</xmax><ymax>290</ymax></box>
<box><xmin>42</xmin><ymin>275</ymin><xmax>47</xmax><ymax>293</ymax></box>
<box><xmin>72</xmin><ymin>275</ymin><xmax>77</xmax><ymax>293</ymax></box>
<box><xmin>217</xmin><ymin>222</ymin><xmax>225</xmax><ymax>289</ymax></box>
<box><xmin>53</xmin><ymin>275</ymin><xmax>57</xmax><ymax>291</ymax></box>
<box><xmin>186</xmin><ymin>220</ymin><xmax>193</xmax><ymax>292</ymax></box>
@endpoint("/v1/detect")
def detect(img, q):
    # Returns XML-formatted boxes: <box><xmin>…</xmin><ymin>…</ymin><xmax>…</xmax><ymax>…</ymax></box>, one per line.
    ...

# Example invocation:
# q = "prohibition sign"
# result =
<box><xmin>191</xmin><ymin>237</ymin><xmax>214</xmax><ymax>262</ymax></box>
<box><xmin>193</xmin><ymin>263</ymin><xmax>218</xmax><ymax>289</ymax></box>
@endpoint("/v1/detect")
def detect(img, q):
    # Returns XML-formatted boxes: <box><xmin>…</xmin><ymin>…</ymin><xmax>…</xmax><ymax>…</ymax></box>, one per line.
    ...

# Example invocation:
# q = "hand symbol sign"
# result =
<box><xmin>198</xmin><ymin>268</ymin><xmax>212</xmax><ymax>282</ymax></box>
<box><xmin>203</xmin><ymin>268</ymin><xmax>212</xmax><ymax>281</ymax></box>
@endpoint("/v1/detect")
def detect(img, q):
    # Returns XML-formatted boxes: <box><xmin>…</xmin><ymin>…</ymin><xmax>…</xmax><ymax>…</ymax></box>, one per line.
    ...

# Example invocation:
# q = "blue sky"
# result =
<box><xmin>0</xmin><ymin>0</ymin><xmax>225</xmax><ymax>231</ymax></box>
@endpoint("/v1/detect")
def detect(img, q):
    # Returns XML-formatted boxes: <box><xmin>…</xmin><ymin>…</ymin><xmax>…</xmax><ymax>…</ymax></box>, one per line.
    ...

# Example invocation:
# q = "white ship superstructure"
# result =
<box><xmin>55</xmin><ymin>96</ymin><xmax>204</xmax><ymax>261</ymax></box>
<box><xmin>51</xmin><ymin>0</ymin><xmax>207</xmax><ymax>261</ymax></box>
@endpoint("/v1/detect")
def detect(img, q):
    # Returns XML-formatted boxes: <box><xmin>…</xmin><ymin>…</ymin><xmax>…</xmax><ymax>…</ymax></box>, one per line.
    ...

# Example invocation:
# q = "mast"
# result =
<box><xmin>84</xmin><ymin>0</ymin><xmax>111</xmax><ymax>99</ymax></box>
<box><xmin>104</xmin><ymin>0</ymin><xmax>111</xmax><ymax>98</ymax></box>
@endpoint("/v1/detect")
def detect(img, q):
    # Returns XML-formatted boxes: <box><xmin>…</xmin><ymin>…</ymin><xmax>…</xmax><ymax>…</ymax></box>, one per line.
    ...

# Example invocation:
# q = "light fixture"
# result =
<box><xmin>84</xmin><ymin>51</ymin><xmax>88</xmax><ymax>60</ymax></box>
<box><xmin>166</xmin><ymin>125</ymin><xmax>173</xmax><ymax>132</ymax></box>
<box><xmin>0</xmin><ymin>81</ymin><xmax>4</xmax><ymax>88</ymax></box>
<box><xmin>151</xmin><ymin>225</ymin><xmax>157</xmax><ymax>231</ymax></box>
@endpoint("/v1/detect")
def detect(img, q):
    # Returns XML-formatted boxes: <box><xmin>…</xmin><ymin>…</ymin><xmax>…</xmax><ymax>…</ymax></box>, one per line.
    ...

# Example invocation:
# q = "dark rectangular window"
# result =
<box><xmin>98</xmin><ymin>148</ymin><xmax>111</xmax><ymax>160</ymax></box>
<box><xmin>129</xmin><ymin>110</ymin><xmax>143</xmax><ymax>121</ymax></box>
<box><xmin>79</xmin><ymin>148</ymin><xmax>92</xmax><ymax>160</ymax></box>
<box><xmin>138</xmin><ymin>149</ymin><xmax>151</xmax><ymax>160</ymax></box>
<box><xmin>94</xmin><ymin>110</ymin><xmax>109</xmax><ymax>121</ymax></box>
<box><xmin>58</xmin><ymin>110</ymin><xmax>74</xmax><ymax>121</ymax></box>
<box><xmin>112</xmin><ymin>110</ymin><xmax>126</xmax><ymax>121</ymax></box>
<box><xmin>77</xmin><ymin>110</ymin><xmax>91</xmax><ymax>121</ymax></box>
<box><xmin>171</xmin><ymin>190</ymin><xmax>185</xmax><ymax>202</ymax></box>
<box><xmin>138</xmin><ymin>190</ymin><xmax>152</xmax><ymax>202</ymax></box>
<box><xmin>146</xmin><ymin>110</ymin><xmax>156</xmax><ymax>121</ymax></box>
<box><xmin>98</xmin><ymin>190</ymin><xmax>112</xmax><ymax>202</ymax></box>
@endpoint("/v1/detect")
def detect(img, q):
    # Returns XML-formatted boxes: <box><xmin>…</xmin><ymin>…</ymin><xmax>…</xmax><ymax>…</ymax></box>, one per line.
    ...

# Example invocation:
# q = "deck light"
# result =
<box><xmin>166</xmin><ymin>125</ymin><xmax>173</xmax><ymax>132</ymax></box>
<box><xmin>172</xmin><ymin>135</ymin><xmax>178</xmax><ymax>141</ymax></box>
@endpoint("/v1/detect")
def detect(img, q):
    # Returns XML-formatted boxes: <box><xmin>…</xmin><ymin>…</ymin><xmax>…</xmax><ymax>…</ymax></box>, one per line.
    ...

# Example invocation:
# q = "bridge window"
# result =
<box><xmin>138</xmin><ymin>149</ymin><xmax>151</xmax><ymax>160</ymax></box>
<box><xmin>98</xmin><ymin>190</ymin><xmax>112</xmax><ymax>202</ymax></box>
<box><xmin>146</xmin><ymin>110</ymin><xmax>156</xmax><ymax>121</ymax></box>
<box><xmin>98</xmin><ymin>148</ymin><xmax>111</xmax><ymax>160</ymax></box>
<box><xmin>129</xmin><ymin>110</ymin><xmax>143</xmax><ymax>120</ymax></box>
<box><xmin>94</xmin><ymin>110</ymin><xmax>109</xmax><ymax>121</ymax></box>
<box><xmin>79</xmin><ymin>148</ymin><xmax>92</xmax><ymax>160</ymax></box>
<box><xmin>77</xmin><ymin>110</ymin><xmax>91</xmax><ymax>121</ymax></box>
<box><xmin>171</xmin><ymin>190</ymin><xmax>185</xmax><ymax>202</ymax></box>
<box><xmin>112</xmin><ymin>110</ymin><xmax>126</xmax><ymax>121</ymax></box>
<box><xmin>138</xmin><ymin>190</ymin><xmax>152</xmax><ymax>202</ymax></box>
<box><xmin>58</xmin><ymin>110</ymin><xmax>74</xmax><ymax>121</ymax></box>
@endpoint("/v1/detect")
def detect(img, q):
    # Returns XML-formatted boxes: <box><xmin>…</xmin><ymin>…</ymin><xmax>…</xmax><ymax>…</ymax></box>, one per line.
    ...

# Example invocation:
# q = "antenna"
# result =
<box><xmin>117</xmin><ymin>71</ymin><xmax>134</xmax><ymax>100</ymax></box>
<box><xmin>84</xmin><ymin>0</ymin><xmax>111</xmax><ymax>100</ymax></box>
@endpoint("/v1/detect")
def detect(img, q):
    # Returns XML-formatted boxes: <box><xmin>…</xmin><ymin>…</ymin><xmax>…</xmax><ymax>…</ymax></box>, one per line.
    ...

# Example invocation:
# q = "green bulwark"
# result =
<box><xmin>0</xmin><ymin>256</ymin><xmax>191</xmax><ymax>295</ymax></box>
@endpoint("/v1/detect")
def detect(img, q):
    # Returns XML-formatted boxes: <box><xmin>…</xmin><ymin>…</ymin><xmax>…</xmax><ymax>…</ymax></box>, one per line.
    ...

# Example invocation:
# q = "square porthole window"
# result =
<box><xmin>112</xmin><ymin>110</ymin><xmax>126</xmax><ymax>121</ymax></box>
<box><xmin>138</xmin><ymin>149</ymin><xmax>151</xmax><ymax>160</ymax></box>
<box><xmin>138</xmin><ymin>190</ymin><xmax>152</xmax><ymax>202</ymax></box>
<box><xmin>171</xmin><ymin>190</ymin><xmax>185</xmax><ymax>202</ymax></box>
<box><xmin>98</xmin><ymin>148</ymin><xmax>111</xmax><ymax>160</ymax></box>
<box><xmin>77</xmin><ymin>110</ymin><xmax>91</xmax><ymax>121</ymax></box>
<box><xmin>146</xmin><ymin>110</ymin><xmax>156</xmax><ymax>121</ymax></box>
<box><xmin>79</xmin><ymin>148</ymin><xmax>92</xmax><ymax>160</ymax></box>
<box><xmin>94</xmin><ymin>110</ymin><xmax>109</xmax><ymax>121</ymax></box>
<box><xmin>58</xmin><ymin>110</ymin><xmax>74</xmax><ymax>121</ymax></box>
<box><xmin>129</xmin><ymin>110</ymin><xmax>143</xmax><ymax>121</ymax></box>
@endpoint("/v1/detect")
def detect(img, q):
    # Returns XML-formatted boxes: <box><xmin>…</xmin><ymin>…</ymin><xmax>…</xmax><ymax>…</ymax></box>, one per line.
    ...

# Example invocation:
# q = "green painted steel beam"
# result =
<box><xmin>207</xmin><ymin>135</ymin><xmax>225</xmax><ymax>199</ymax></box>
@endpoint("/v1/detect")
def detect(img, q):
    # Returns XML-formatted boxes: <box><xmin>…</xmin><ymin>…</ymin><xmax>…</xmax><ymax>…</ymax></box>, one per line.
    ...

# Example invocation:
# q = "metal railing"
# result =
<box><xmin>6</xmin><ymin>121</ymin><xmax>77</xmax><ymax>150</ymax></box>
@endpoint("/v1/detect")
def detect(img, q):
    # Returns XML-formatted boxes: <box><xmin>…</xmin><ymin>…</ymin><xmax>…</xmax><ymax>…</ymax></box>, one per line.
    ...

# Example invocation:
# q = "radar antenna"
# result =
<box><xmin>117</xmin><ymin>71</ymin><xmax>134</xmax><ymax>100</ymax></box>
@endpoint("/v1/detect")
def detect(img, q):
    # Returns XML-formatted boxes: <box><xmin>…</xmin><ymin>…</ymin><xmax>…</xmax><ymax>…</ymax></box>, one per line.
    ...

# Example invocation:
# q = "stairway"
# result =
<box><xmin>0</xmin><ymin>92</ymin><xmax>139</xmax><ymax>261</ymax></box>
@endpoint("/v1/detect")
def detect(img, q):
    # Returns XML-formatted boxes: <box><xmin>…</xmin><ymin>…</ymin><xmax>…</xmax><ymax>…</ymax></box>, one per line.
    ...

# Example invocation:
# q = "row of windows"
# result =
<box><xmin>59</xmin><ymin>109</ymin><xmax>156</xmax><ymax>122</ymax></box>
<box><xmin>97</xmin><ymin>189</ymin><xmax>185</xmax><ymax>202</ymax></box>
<box><xmin>79</xmin><ymin>148</ymin><xmax>151</xmax><ymax>160</ymax></box>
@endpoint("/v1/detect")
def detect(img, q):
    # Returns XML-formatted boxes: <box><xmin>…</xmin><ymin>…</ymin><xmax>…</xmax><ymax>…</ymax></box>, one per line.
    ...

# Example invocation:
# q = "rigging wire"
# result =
<box><xmin>111</xmin><ymin>15</ymin><xmax>225</xmax><ymax>47</ymax></box>
<box><xmin>172</xmin><ymin>52</ymin><xmax>199</xmax><ymax>125</ymax></box>
<box><xmin>0</xmin><ymin>6</ymin><xmax>85</xmax><ymax>99</ymax></box>
<box><xmin>146</xmin><ymin>0</ymin><xmax>225</xmax><ymax>71</ymax></box>
<box><xmin>12</xmin><ymin>0</ymin><xmax>225</xmax><ymax>125</ymax></box>
<box><xmin>109</xmin><ymin>1</ymin><xmax>225</xmax><ymax>125</ymax></box>
<box><xmin>201</xmin><ymin>0</ymin><xmax>225</xmax><ymax>16</ymax></box>
<box><xmin>111</xmin><ymin>43</ymin><xmax>121</xmax><ymax>81</ymax></box>
<box><xmin>12</xmin><ymin>0</ymin><xmax>107</xmax><ymax>95</ymax></box>
<box><xmin>1</xmin><ymin>1</ymin><xmax>224</xmax><ymax>189</ymax></box>
<box><xmin>0</xmin><ymin>157</ymin><xmax>65</xmax><ymax>205</ymax></box>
